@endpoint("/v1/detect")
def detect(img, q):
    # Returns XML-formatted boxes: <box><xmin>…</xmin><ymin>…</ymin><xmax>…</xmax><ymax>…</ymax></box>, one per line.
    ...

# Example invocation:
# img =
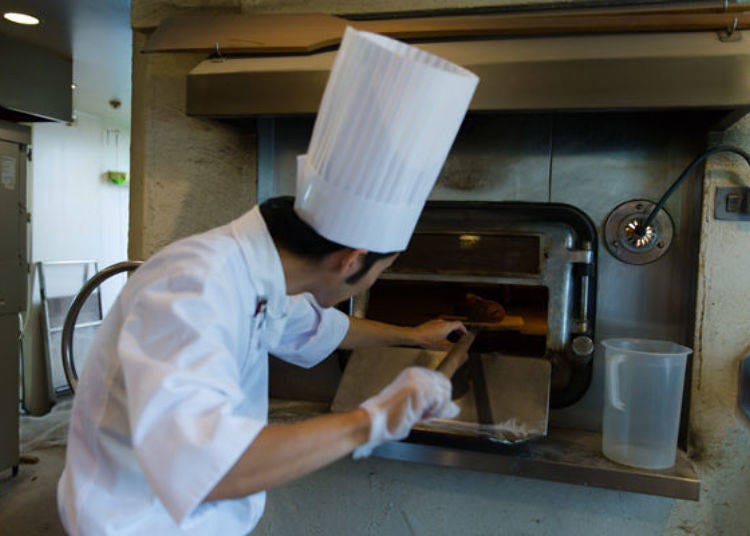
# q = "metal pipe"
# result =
<box><xmin>61</xmin><ymin>261</ymin><xmax>142</xmax><ymax>393</ymax></box>
<box><xmin>579</xmin><ymin>274</ymin><xmax>590</xmax><ymax>332</ymax></box>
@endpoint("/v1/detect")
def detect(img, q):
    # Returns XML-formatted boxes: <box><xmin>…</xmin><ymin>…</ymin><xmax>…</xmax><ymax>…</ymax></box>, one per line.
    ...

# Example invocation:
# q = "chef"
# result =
<box><xmin>58</xmin><ymin>27</ymin><xmax>479</xmax><ymax>535</ymax></box>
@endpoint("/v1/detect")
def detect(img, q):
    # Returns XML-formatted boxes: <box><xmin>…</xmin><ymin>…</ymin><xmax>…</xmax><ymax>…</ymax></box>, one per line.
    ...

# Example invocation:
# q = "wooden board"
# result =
<box><xmin>332</xmin><ymin>348</ymin><xmax>551</xmax><ymax>444</ymax></box>
<box><xmin>134</xmin><ymin>1</ymin><xmax>750</xmax><ymax>31</ymax></box>
<box><xmin>145</xmin><ymin>13</ymin><xmax>347</xmax><ymax>54</ymax></box>
<box><xmin>440</xmin><ymin>315</ymin><xmax>525</xmax><ymax>331</ymax></box>
<box><xmin>144</xmin><ymin>12</ymin><xmax>750</xmax><ymax>54</ymax></box>
<box><xmin>331</xmin><ymin>348</ymin><xmax>447</xmax><ymax>414</ymax></box>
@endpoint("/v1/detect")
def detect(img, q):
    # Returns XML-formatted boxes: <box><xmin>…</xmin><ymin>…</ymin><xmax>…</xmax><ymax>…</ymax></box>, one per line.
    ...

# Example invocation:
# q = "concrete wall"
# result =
<box><xmin>23</xmin><ymin>114</ymin><xmax>130</xmax><ymax>413</ymax></box>
<box><xmin>129</xmin><ymin>31</ymin><xmax>255</xmax><ymax>259</ymax></box>
<box><xmin>668</xmin><ymin>123</ymin><xmax>750</xmax><ymax>535</ymax></box>
<box><xmin>130</xmin><ymin>2</ymin><xmax>750</xmax><ymax>534</ymax></box>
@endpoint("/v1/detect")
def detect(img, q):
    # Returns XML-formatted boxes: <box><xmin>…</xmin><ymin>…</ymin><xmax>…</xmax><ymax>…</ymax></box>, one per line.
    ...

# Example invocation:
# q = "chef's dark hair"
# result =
<box><xmin>260</xmin><ymin>196</ymin><xmax>396</xmax><ymax>284</ymax></box>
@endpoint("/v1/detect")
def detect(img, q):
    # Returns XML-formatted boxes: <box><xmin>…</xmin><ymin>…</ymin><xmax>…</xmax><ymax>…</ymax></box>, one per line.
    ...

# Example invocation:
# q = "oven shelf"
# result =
<box><xmin>374</xmin><ymin>427</ymin><xmax>699</xmax><ymax>501</ymax></box>
<box><xmin>269</xmin><ymin>399</ymin><xmax>700</xmax><ymax>501</ymax></box>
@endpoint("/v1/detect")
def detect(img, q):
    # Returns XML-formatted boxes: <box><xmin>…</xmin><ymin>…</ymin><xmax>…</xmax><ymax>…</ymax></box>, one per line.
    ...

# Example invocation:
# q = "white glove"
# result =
<box><xmin>353</xmin><ymin>367</ymin><xmax>459</xmax><ymax>459</ymax></box>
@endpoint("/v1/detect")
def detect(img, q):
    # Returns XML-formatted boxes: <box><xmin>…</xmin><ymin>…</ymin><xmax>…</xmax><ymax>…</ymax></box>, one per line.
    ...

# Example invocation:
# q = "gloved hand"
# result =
<box><xmin>353</xmin><ymin>367</ymin><xmax>459</xmax><ymax>459</ymax></box>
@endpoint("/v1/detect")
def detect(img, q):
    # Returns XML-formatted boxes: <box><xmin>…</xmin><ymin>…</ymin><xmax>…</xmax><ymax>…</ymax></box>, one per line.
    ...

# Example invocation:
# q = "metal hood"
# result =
<box><xmin>0</xmin><ymin>35</ymin><xmax>72</xmax><ymax>123</ymax></box>
<box><xmin>185</xmin><ymin>30</ymin><xmax>750</xmax><ymax>117</ymax></box>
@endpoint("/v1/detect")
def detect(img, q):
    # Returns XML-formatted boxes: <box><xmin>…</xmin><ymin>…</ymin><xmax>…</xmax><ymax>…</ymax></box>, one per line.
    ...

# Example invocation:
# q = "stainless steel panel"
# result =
<box><xmin>257</xmin><ymin>114</ymin><xmax>551</xmax><ymax>203</ymax></box>
<box><xmin>373</xmin><ymin>428</ymin><xmax>700</xmax><ymax>501</ymax></box>
<box><xmin>392</xmin><ymin>232</ymin><xmax>543</xmax><ymax>275</ymax></box>
<box><xmin>431</xmin><ymin>114</ymin><xmax>550</xmax><ymax>202</ymax></box>
<box><xmin>0</xmin><ymin>314</ymin><xmax>18</xmax><ymax>473</ymax></box>
<box><xmin>0</xmin><ymin>129</ymin><xmax>26</xmax><ymax>474</ymax></box>
<box><xmin>0</xmin><ymin>35</ymin><xmax>72</xmax><ymax>122</ymax></box>
<box><xmin>0</xmin><ymin>139</ymin><xmax>26</xmax><ymax>314</ymax></box>
<box><xmin>549</xmin><ymin>112</ymin><xmax>706</xmax><ymax>430</ymax></box>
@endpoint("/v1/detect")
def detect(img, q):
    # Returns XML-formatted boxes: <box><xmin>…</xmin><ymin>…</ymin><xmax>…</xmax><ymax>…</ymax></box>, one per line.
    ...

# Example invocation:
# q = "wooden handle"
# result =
<box><xmin>436</xmin><ymin>330</ymin><xmax>478</xmax><ymax>379</ymax></box>
<box><xmin>440</xmin><ymin>315</ymin><xmax>525</xmax><ymax>331</ymax></box>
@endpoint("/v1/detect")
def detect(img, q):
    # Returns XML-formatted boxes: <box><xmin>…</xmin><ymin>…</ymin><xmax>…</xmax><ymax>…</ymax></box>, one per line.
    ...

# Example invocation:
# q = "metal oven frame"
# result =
<box><xmin>350</xmin><ymin>201</ymin><xmax>598</xmax><ymax>408</ymax></box>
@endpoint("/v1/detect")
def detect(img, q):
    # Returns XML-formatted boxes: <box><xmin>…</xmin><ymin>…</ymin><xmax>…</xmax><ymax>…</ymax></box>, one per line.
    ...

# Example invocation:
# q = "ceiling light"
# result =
<box><xmin>3</xmin><ymin>12</ymin><xmax>40</xmax><ymax>25</ymax></box>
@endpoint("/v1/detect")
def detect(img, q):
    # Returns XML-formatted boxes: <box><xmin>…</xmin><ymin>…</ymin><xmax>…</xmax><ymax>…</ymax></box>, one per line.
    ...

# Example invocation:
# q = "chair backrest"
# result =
<box><xmin>60</xmin><ymin>261</ymin><xmax>143</xmax><ymax>393</ymax></box>
<box><xmin>38</xmin><ymin>260</ymin><xmax>100</xmax><ymax>397</ymax></box>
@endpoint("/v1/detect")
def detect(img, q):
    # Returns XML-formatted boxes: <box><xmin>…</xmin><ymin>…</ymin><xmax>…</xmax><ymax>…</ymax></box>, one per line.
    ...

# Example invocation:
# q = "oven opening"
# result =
<box><xmin>364</xmin><ymin>280</ymin><xmax>549</xmax><ymax>357</ymax></box>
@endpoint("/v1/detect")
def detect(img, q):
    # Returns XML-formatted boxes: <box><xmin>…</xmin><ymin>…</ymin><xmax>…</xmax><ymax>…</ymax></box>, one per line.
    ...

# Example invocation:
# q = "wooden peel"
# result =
<box><xmin>440</xmin><ymin>315</ymin><xmax>524</xmax><ymax>331</ymax></box>
<box><xmin>436</xmin><ymin>329</ymin><xmax>478</xmax><ymax>379</ymax></box>
<box><xmin>437</xmin><ymin>293</ymin><xmax>507</xmax><ymax>378</ymax></box>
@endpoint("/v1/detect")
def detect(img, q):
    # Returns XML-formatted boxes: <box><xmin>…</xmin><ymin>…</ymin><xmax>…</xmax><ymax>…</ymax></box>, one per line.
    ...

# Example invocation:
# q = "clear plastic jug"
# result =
<box><xmin>602</xmin><ymin>339</ymin><xmax>692</xmax><ymax>469</ymax></box>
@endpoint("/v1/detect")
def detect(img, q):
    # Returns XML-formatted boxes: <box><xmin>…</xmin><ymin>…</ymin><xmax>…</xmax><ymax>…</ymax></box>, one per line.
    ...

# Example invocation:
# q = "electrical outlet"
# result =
<box><xmin>715</xmin><ymin>187</ymin><xmax>750</xmax><ymax>221</ymax></box>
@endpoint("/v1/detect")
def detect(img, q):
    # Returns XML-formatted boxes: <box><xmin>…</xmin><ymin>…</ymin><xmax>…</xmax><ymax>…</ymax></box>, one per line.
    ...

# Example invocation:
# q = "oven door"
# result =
<box><xmin>350</xmin><ymin>201</ymin><xmax>598</xmax><ymax>410</ymax></box>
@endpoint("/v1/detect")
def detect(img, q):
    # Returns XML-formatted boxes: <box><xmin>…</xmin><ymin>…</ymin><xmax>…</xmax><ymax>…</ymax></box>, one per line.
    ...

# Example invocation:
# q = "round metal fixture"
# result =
<box><xmin>571</xmin><ymin>336</ymin><xmax>594</xmax><ymax>360</ymax></box>
<box><xmin>604</xmin><ymin>200</ymin><xmax>674</xmax><ymax>265</ymax></box>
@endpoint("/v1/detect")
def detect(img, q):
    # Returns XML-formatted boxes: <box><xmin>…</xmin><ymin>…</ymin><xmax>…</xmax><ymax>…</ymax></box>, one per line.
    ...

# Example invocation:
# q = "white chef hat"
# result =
<box><xmin>294</xmin><ymin>27</ymin><xmax>479</xmax><ymax>253</ymax></box>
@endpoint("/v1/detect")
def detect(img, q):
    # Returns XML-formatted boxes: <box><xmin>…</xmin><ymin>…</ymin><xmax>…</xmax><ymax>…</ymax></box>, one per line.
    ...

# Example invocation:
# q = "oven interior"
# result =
<box><xmin>365</xmin><ymin>280</ymin><xmax>548</xmax><ymax>357</ymax></box>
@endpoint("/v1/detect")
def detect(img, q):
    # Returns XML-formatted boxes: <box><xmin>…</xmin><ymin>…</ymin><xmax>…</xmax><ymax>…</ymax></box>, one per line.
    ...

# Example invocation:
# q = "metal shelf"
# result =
<box><xmin>48</xmin><ymin>320</ymin><xmax>102</xmax><ymax>334</ymax></box>
<box><xmin>374</xmin><ymin>427</ymin><xmax>700</xmax><ymax>501</ymax></box>
<box><xmin>268</xmin><ymin>399</ymin><xmax>699</xmax><ymax>501</ymax></box>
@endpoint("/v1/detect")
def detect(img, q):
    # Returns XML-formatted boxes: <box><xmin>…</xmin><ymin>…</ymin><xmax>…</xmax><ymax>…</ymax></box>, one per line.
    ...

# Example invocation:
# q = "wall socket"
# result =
<box><xmin>715</xmin><ymin>187</ymin><xmax>750</xmax><ymax>221</ymax></box>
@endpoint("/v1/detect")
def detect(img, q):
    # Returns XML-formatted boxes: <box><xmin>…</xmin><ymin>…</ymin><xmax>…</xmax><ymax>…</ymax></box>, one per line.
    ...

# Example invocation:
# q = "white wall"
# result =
<box><xmin>22</xmin><ymin>112</ymin><xmax>130</xmax><ymax>414</ymax></box>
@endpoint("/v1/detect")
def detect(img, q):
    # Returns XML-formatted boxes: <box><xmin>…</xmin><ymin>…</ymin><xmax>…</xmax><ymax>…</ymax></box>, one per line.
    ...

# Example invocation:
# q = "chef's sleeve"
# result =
<box><xmin>116</xmin><ymin>269</ymin><xmax>264</xmax><ymax>526</ymax></box>
<box><xmin>270</xmin><ymin>293</ymin><xmax>350</xmax><ymax>368</ymax></box>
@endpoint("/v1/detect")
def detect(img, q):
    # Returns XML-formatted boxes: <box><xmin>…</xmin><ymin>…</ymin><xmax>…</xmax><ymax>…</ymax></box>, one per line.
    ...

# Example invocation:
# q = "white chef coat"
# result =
<box><xmin>57</xmin><ymin>206</ymin><xmax>350</xmax><ymax>535</ymax></box>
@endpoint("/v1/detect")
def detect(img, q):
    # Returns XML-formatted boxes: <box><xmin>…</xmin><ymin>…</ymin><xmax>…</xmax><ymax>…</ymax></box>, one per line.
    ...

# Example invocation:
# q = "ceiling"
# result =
<box><xmin>0</xmin><ymin>0</ymin><xmax>131</xmax><ymax>128</ymax></box>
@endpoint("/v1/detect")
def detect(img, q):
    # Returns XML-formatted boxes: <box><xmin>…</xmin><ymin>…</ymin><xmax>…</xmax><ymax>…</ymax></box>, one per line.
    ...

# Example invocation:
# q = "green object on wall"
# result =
<box><xmin>107</xmin><ymin>171</ymin><xmax>127</xmax><ymax>184</ymax></box>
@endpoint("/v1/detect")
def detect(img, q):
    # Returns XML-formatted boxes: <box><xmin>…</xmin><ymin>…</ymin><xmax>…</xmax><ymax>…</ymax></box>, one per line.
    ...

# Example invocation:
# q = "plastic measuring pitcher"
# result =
<box><xmin>602</xmin><ymin>339</ymin><xmax>692</xmax><ymax>469</ymax></box>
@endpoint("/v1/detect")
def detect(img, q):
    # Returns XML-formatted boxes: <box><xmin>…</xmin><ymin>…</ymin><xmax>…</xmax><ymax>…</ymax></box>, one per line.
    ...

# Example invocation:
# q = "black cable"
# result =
<box><xmin>641</xmin><ymin>144</ymin><xmax>750</xmax><ymax>234</ymax></box>
<box><xmin>639</xmin><ymin>145</ymin><xmax>750</xmax><ymax>236</ymax></box>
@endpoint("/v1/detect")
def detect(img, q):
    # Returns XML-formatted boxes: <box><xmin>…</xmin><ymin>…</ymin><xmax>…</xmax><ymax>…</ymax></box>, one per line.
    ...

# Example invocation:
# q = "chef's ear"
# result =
<box><xmin>338</xmin><ymin>248</ymin><xmax>368</xmax><ymax>277</ymax></box>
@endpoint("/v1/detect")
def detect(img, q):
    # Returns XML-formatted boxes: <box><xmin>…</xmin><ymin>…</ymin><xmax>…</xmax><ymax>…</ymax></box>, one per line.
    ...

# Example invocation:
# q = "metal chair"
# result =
<box><xmin>61</xmin><ymin>261</ymin><xmax>142</xmax><ymax>393</ymax></box>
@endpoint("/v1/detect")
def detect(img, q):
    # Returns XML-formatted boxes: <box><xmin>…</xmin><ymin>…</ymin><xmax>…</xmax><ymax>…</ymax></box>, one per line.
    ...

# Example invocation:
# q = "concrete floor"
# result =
<box><xmin>0</xmin><ymin>446</ymin><xmax>67</xmax><ymax>535</ymax></box>
<box><xmin>0</xmin><ymin>399</ymin><xmax>70</xmax><ymax>535</ymax></box>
